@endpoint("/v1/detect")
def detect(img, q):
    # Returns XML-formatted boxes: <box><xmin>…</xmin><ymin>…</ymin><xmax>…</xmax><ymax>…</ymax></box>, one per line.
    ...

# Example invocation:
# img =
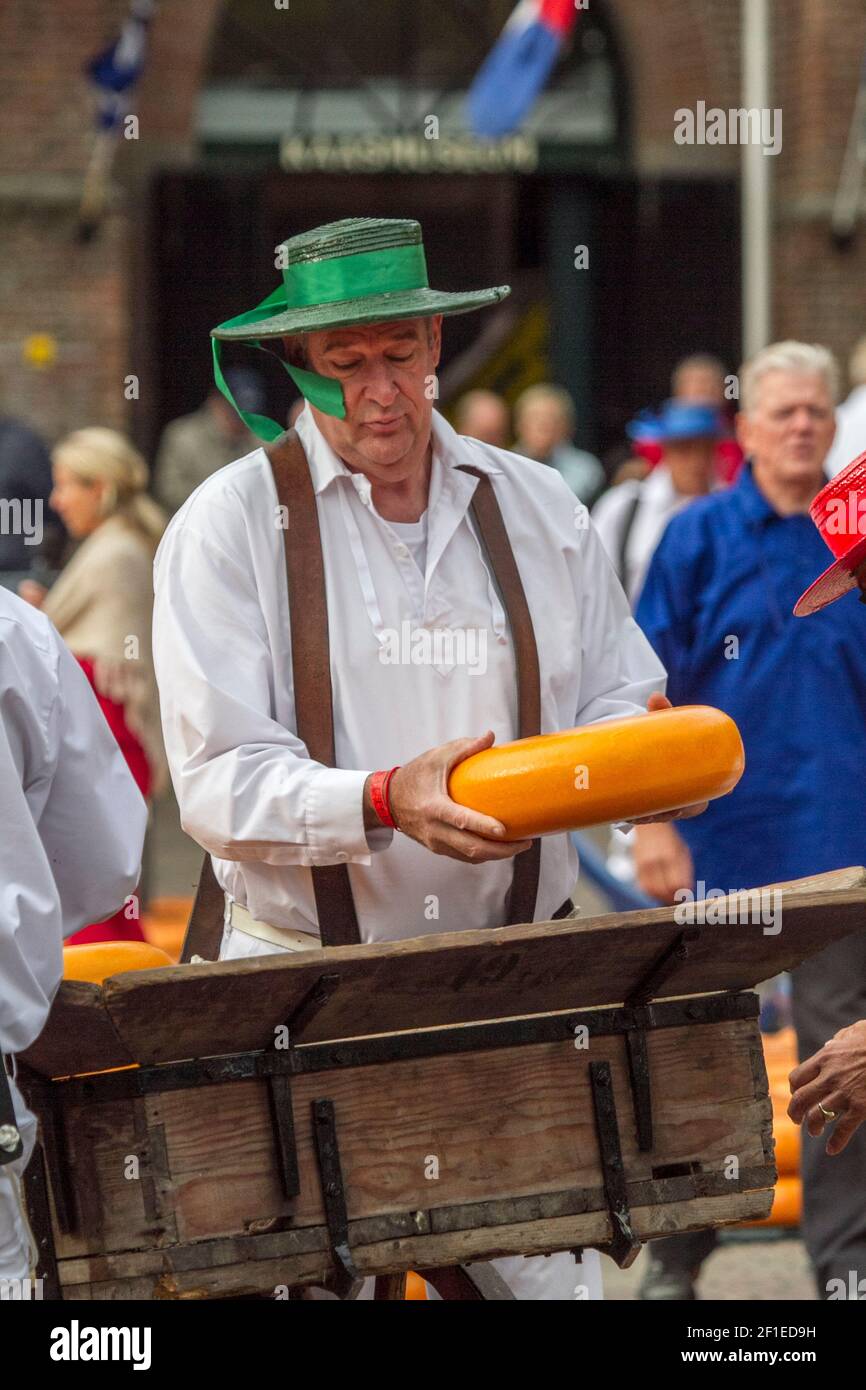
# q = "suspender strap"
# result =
<box><xmin>180</xmin><ymin>853</ymin><xmax>225</xmax><ymax>963</ymax></box>
<box><xmin>182</xmin><ymin>429</ymin><xmax>361</xmax><ymax>958</ymax></box>
<box><xmin>617</xmin><ymin>491</ymin><xmax>642</xmax><ymax>591</ymax></box>
<box><xmin>266</xmin><ymin>431</ymin><xmax>362</xmax><ymax>946</ymax></box>
<box><xmin>457</xmin><ymin>466</ymin><xmax>542</xmax><ymax>926</ymax></box>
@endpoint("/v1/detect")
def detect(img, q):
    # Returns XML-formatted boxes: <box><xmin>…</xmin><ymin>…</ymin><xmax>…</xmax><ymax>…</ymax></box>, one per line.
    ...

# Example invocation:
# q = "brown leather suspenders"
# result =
<box><xmin>181</xmin><ymin>431</ymin><xmax>541</xmax><ymax>960</ymax></box>
<box><xmin>268</xmin><ymin>432</ymin><xmax>363</xmax><ymax>948</ymax></box>
<box><xmin>455</xmin><ymin>465</ymin><xmax>542</xmax><ymax>928</ymax></box>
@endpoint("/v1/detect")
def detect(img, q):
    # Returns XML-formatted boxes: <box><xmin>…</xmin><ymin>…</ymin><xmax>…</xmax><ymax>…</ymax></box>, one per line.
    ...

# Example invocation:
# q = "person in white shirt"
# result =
<box><xmin>0</xmin><ymin>588</ymin><xmax>147</xmax><ymax>1293</ymax></box>
<box><xmin>592</xmin><ymin>401</ymin><xmax>721</xmax><ymax>607</ymax></box>
<box><xmin>154</xmin><ymin>217</ymin><xmax>704</xmax><ymax>1301</ymax></box>
<box><xmin>825</xmin><ymin>334</ymin><xmax>866</xmax><ymax>477</ymax></box>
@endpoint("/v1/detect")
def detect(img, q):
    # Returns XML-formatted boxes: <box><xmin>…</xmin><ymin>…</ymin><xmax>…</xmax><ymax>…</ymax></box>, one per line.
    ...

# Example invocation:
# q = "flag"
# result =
<box><xmin>77</xmin><ymin>0</ymin><xmax>156</xmax><ymax>241</ymax></box>
<box><xmin>86</xmin><ymin>0</ymin><xmax>156</xmax><ymax>132</ymax></box>
<box><xmin>466</xmin><ymin>0</ymin><xmax>580</xmax><ymax>139</ymax></box>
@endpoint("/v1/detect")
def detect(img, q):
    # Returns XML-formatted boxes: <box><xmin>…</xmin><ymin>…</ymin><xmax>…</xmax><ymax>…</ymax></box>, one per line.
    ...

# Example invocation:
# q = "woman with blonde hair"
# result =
<box><xmin>20</xmin><ymin>427</ymin><xmax>167</xmax><ymax>944</ymax></box>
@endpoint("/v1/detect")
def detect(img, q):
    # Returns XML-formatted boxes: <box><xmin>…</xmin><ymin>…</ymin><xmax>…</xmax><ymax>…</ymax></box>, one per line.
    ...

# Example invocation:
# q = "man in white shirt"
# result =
<box><xmin>0</xmin><ymin>589</ymin><xmax>147</xmax><ymax>1293</ymax></box>
<box><xmin>154</xmin><ymin>217</ymin><xmax>701</xmax><ymax>1300</ymax></box>
<box><xmin>593</xmin><ymin>401</ymin><xmax>721</xmax><ymax>606</ymax></box>
<box><xmin>825</xmin><ymin>334</ymin><xmax>866</xmax><ymax>477</ymax></box>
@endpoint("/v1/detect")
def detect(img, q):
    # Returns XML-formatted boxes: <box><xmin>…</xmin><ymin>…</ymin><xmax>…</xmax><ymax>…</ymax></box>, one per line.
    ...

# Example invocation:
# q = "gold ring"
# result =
<box><xmin>817</xmin><ymin>1101</ymin><xmax>837</xmax><ymax>1121</ymax></box>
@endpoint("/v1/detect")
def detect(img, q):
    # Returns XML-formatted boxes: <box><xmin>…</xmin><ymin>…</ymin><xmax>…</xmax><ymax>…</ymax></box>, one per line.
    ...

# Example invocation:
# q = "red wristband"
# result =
<box><xmin>369</xmin><ymin>766</ymin><xmax>401</xmax><ymax>829</ymax></box>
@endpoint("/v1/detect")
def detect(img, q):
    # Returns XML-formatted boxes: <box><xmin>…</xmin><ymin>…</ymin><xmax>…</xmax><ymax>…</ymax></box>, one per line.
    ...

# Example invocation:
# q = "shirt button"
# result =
<box><xmin>396</xmin><ymin>543</ymin><xmax>409</xmax><ymax>558</ymax></box>
<box><xmin>335</xmin><ymin>851</ymin><xmax>348</xmax><ymax>862</ymax></box>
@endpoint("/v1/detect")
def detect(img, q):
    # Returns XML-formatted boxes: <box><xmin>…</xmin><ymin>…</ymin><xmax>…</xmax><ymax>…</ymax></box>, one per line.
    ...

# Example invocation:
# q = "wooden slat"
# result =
<box><xmin>82</xmin><ymin>867</ymin><xmax>866</xmax><ymax>1069</ymax></box>
<box><xmin>160</xmin><ymin>1018</ymin><xmax>769</xmax><ymax>1239</ymax></box>
<box><xmin>22</xmin><ymin>868</ymin><xmax>864</xmax><ymax>1079</ymax></box>
<box><xmin>56</xmin><ymin>1189</ymin><xmax>774</xmax><ymax>1297</ymax></box>
<box><xmin>18</xmin><ymin>981</ymin><xmax>134</xmax><ymax>1079</ymax></box>
<box><xmin>41</xmin><ymin>1015</ymin><xmax>771</xmax><ymax>1256</ymax></box>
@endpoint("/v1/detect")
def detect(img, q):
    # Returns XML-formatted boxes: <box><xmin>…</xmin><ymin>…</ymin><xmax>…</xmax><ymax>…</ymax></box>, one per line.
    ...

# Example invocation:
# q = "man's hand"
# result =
<box><xmin>788</xmin><ymin>1019</ymin><xmax>866</xmax><ymax>1155</ymax></box>
<box><xmin>371</xmin><ymin>731</ymin><xmax>533</xmax><ymax>864</ymax></box>
<box><xmin>18</xmin><ymin>579</ymin><xmax>47</xmax><ymax>609</ymax></box>
<box><xmin>632</xmin><ymin>821</ymin><xmax>694</xmax><ymax>903</ymax></box>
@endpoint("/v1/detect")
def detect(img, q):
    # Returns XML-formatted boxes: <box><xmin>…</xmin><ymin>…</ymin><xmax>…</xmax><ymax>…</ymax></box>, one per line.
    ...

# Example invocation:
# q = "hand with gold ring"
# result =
<box><xmin>788</xmin><ymin>1019</ymin><xmax>866</xmax><ymax>1155</ymax></box>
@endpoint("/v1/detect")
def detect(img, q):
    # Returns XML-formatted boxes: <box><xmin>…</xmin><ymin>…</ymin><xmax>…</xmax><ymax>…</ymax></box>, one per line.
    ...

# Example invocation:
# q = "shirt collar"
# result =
<box><xmin>642</xmin><ymin>464</ymin><xmax>678</xmax><ymax>504</ymax></box>
<box><xmin>292</xmin><ymin>404</ymin><xmax>503</xmax><ymax>497</ymax></box>
<box><xmin>731</xmin><ymin>460</ymin><xmax>779</xmax><ymax>527</ymax></box>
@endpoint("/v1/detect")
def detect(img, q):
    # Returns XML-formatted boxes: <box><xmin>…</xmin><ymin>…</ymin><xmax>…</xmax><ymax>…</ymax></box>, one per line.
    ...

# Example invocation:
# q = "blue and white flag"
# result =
<box><xmin>467</xmin><ymin>0</ymin><xmax>580</xmax><ymax>139</ymax></box>
<box><xmin>87</xmin><ymin>0</ymin><xmax>156</xmax><ymax>132</ymax></box>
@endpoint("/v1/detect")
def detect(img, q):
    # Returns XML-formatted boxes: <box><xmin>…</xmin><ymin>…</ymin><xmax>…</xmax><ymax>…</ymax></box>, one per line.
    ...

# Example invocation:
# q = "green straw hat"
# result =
<box><xmin>211</xmin><ymin>217</ymin><xmax>510</xmax><ymax>436</ymax></box>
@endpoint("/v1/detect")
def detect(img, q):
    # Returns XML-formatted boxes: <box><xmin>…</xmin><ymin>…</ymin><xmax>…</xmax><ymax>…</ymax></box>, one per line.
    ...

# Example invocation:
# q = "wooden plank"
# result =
<box><xmin>18</xmin><ymin>982</ymin><xmax>134</xmax><ymax>1079</ymax></box>
<box><xmin>49</xmin><ymin>1096</ymin><xmax>175</xmax><ymax>1260</ymax></box>
<box><xmin>73</xmin><ymin>867</ymin><xmax>864</xmax><ymax>1070</ymax></box>
<box><xmin>20</xmin><ymin>867</ymin><xmax>865</xmax><ymax>1077</ymax></box>
<box><xmin>145</xmin><ymin>1017</ymin><xmax>767</xmax><ymax>1241</ymax></box>
<box><xmin>56</xmin><ymin>1188</ymin><xmax>774</xmax><ymax>1297</ymax></box>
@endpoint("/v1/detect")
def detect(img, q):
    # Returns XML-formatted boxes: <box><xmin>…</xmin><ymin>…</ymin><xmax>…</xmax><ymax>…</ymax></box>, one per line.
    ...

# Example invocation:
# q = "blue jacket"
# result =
<box><xmin>635</xmin><ymin>463</ymin><xmax>866</xmax><ymax>891</ymax></box>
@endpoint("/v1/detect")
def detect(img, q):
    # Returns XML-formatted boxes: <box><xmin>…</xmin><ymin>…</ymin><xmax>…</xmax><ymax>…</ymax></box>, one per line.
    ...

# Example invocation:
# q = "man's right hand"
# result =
<box><xmin>379</xmin><ymin>731</ymin><xmax>533</xmax><ymax>864</ymax></box>
<box><xmin>633</xmin><ymin>821</ymin><xmax>694</xmax><ymax>903</ymax></box>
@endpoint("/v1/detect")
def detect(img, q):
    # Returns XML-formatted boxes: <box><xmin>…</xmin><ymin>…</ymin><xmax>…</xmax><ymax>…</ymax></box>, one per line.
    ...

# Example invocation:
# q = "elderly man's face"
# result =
<box><xmin>293</xmin><ymin>316</ymin><xmax>441</xmax><ymax>480</ymax></box>
<box><xmin>737</xmin><ymin>370</ymin><xmax>836</xmax><ymax>486</ymax></box>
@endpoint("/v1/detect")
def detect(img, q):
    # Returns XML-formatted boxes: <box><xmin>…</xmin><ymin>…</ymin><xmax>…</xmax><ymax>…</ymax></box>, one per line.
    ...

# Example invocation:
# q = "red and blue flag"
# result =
<box><xmin>467</xmin><ymin>0</ymin><xmax>580</xmax><ymax>138</ymax></box>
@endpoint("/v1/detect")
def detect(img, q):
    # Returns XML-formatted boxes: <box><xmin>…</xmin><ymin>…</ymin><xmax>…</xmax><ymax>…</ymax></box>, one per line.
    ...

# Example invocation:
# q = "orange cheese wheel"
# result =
<box><xmin>63</xmin><ymin>940</ymin><xmax>174</xmax><ymax>985</ymax></box>
<box><xmin>751</xmin><ymin>1175</ymin><xmax>801</xmax><ymax>1227</ymax></box>
<box><xmin>773</xmin><ymin>1119</ymin><xmax>801</xmax><ymax>1178</ymax></box>
<box><xmin>447</xmin><ymin>705</ymin><xmax>745</xmax><ymax>839</ymax></box>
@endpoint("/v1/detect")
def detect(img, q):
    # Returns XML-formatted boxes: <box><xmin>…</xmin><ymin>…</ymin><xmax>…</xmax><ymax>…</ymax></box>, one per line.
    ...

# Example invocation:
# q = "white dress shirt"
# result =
<box><xmin>826</xmin><ymin>384</ymin><xmax>866</xmax><ymax>478</ymax></box>
<box><xmin>0</xmin><ymin>589</ymin><xmax>147</xmax><ymax>1284</ymax></box>
<box><xmin>153</xmin><ymin>406</ymin><xmax>666</xmax><ymax>948</ymax></box>
<box><xmin>592</xmin><ymin>465</ymin><xmax>698</xmax><ymax>608</ymax></box>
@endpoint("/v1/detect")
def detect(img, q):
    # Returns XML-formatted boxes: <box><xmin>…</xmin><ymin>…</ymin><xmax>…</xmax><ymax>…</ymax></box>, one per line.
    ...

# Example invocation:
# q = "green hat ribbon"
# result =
<box><xmin>212</xmin><ymin>242</ymin><xmax>429</xmax><ymax>437</ymax></box>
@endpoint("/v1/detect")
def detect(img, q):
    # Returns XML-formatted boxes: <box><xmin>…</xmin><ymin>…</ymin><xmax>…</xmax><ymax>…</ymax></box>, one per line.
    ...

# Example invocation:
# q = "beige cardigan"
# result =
<box><xmin>43</xmin><ymin>515</ymin><xmax>167</xmax><ymax>793</ymax></box>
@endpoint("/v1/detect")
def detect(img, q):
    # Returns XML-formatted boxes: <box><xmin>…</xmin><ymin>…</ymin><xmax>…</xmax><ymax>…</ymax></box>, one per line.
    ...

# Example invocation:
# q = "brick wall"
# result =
<box><xmin>2</xmin><ymin>0</ymin><xmax>866</xmax><ymax>449</ymax></box>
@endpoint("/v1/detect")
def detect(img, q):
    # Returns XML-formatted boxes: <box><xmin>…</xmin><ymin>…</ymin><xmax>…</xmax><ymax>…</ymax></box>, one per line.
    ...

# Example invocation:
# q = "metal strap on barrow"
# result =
<box><xmin>621</xmin><ymin>925</ymin><xmax>702</xmax><ymax>1152</ymax></box>
<box><xmin>580</xmin><ymin>924</ymin><xmax>701</xmax><ymax>1269</ymax></box>
<box><xmin>0</xmin><ymin>1053</ymin><xmax>23</xmax><ymax>1167</ymax></box>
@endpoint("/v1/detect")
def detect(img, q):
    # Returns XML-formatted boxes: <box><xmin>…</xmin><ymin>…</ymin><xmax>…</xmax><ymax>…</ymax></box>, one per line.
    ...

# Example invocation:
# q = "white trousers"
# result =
<box><xmin>0</xmin><ymin>1075</ymin><xmax>38</xmax><ymax>1293</ymax></box>
<box><xmin>222</xmin><ymin>904</ymin><xmax>605</xmax><ymax>1301</ymax></box>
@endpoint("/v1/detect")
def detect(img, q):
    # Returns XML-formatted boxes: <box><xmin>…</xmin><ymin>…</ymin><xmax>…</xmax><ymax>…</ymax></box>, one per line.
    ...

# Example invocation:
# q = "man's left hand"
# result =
<box><xmin>788</xmin><ymin>1019</ymin><xmax>866</xmax><ymax>1155</ymax></box>
<box><xmin>625</xmin><ymin>692</ymin><xmax>708</xmax><ymax>825</ymax></box>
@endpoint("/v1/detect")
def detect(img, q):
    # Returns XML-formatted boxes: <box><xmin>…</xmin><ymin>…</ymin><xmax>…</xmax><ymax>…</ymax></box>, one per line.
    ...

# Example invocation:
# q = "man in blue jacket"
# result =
<box><xmin>633</xmin><ymin>340</ymin><xmax>866</xmax><ymax>1300</ymax></box>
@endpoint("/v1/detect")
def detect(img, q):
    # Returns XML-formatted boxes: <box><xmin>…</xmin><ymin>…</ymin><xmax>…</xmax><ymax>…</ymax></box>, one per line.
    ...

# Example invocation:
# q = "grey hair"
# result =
<box><xmin>739</xmin><ymin>340</ymin><xmax>840</xmax><ymax>413</ymax></box>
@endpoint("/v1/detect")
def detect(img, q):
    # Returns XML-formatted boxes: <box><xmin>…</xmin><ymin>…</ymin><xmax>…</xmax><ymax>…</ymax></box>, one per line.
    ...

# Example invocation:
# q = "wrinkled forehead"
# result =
<box><xmin>315</xmin><ymin>318</ymin><xmax>429</xmax><ymax>354</ymax></box>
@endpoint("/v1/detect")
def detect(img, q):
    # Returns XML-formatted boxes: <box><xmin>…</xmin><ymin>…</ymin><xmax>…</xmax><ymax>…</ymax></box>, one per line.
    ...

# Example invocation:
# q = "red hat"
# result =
<box><xmin>794</xmin><ymin>451</ymin><xmax>866</xmax><ymax>616</ymax></box>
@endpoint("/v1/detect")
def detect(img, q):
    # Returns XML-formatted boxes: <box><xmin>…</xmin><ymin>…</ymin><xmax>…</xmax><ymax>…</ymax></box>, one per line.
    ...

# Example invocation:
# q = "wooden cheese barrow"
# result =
<box><xmin>17</xmin><ymin>867</ymin><xmax>866</xmax><ymax>1301</ymax></box>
